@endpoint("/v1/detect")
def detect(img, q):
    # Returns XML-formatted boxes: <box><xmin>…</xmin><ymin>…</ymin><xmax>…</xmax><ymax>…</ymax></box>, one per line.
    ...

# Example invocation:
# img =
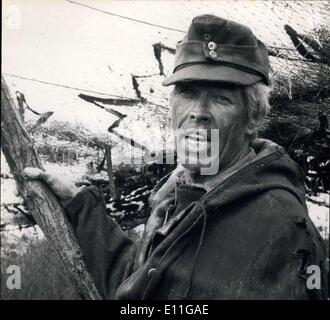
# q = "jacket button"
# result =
<box><xmin>148</xmin><ymin>268</ymin><xmax>156</xmax><ymax>277</ymax></box>
<box><xmin>209</xmin><ymin>50</ymin><xmax>217</xmax><ymax>58</ymax></box>
<box><xmin>208</xmin><ymin>41</ymin><xmax>217</xmax><ymax>50</ymax></box>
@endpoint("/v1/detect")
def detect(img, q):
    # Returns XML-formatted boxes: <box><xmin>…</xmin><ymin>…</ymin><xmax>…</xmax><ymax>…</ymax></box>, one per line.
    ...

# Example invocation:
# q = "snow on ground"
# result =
<box><xmin>307</xmin><ymin>194</ymin><xmax>329</xmax><ymax>240</ymax></box>
<box><xmin>1</xmin><ymin>159</ymin><xmax>329</xmax><ymax>242</ymax></box>
<box><xmin>1</xmin><ymin>147</ymin><xmax>329</xmax><ymax>242</ymax></box>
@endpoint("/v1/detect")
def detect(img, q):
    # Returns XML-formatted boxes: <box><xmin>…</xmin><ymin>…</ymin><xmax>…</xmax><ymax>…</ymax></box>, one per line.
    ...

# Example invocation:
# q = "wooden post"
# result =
<box><xmin>105</xmin><ymin>144</ymin><xmax>116</xmax><ymax>198</ymax></box>
<box><xmin>1</xmin><ymin>75</ymin><xmax>102</xmax><ymax>300</ymax></box>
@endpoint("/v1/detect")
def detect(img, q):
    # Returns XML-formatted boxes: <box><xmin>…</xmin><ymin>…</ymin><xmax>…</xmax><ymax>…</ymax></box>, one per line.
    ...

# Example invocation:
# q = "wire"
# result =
<box><xmin>287</xmin><ymin>126</ymin><xmax>302</xmax><ymax>154</ymax></box>
<box><xmin>65</xmin><ymin>0</ymin><xmax>308</xmax><ymax>53</ymax></box>
<box><xmin>1</xmin><ymin>224</ymin><xmax>35</xmax><ymax>233</ymax></box>
<box><xmin>3</xmin><ymin>72</ymin><xmax>138</xmax><ymax>101</ymax></box>
<box><xmin>4</xmin><ymin>72</ymin><xmax>169</xmax><ymax>110</ymax></box>
<box><xmin>65</xmin><ymin>0</ymin><xmax>186</xmax><ymax>33</ymax></box>
<box><xmin>146</xmin><ymin>101</ymin><xmax>169</xmax><ymax>111</ymax></box>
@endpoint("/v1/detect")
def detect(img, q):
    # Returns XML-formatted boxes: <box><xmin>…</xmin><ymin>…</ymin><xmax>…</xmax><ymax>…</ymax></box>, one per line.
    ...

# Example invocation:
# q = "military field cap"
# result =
<box><xmin>162</xmin><ymin>14</ymin><xmax>270</xmax><ymax>86</ymax></box>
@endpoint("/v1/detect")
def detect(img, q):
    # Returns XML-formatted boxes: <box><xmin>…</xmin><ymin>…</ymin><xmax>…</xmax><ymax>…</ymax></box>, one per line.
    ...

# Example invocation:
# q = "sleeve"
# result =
<box><xmin>240</xmin><ymin>192</ymin><xmax>328</xmax><ymax>300</ymax></box>
<box><xmin>64</xmin><ymin>186</ymin><xmax>137</xmax><ymax>299</ymax></box>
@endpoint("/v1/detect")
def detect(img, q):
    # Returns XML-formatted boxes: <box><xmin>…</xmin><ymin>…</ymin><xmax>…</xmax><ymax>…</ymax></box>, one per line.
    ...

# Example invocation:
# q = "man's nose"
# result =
<box><xmin>189</xmin><ymin>104</ymin><xmax>212</xmax><ymax>124</ymax></box>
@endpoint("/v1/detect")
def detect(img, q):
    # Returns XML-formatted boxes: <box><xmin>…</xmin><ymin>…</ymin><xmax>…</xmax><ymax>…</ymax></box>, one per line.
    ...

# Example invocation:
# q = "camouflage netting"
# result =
<box><xmin>125</xmin><ymin>0</ymin><xmax>330</xmax><ymax>155</ymax></box>
<box><xmin>3</xmin><ymin>0</ymin><xmax>330</xmax><ymax>167</ymax></box>
<box><xmin>4</xmin><ymin>1</ymin><xmax>330</xmax><ymax>151</ymax></box>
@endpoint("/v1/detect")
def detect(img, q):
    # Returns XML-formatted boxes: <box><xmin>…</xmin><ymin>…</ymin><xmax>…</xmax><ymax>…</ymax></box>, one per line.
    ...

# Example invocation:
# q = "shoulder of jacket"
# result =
<box><xmin>259</xmin><ymin>189</ymin><xmax>324</xmax><ymax>248</ymax></box>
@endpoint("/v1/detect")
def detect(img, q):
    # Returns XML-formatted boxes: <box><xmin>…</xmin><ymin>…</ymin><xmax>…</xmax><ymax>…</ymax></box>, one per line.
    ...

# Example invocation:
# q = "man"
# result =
<box><xmin>24</xmin><ymin>15</ymin><xmax>328</xmax><ymax>299</ymax></box>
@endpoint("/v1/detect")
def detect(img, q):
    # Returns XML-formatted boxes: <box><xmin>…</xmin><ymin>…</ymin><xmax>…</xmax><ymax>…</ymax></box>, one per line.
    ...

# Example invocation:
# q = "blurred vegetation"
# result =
<box><xmin>1</xmin><ymin>231</ymin><xmax>80</xmax><ymax>300</ymax></box>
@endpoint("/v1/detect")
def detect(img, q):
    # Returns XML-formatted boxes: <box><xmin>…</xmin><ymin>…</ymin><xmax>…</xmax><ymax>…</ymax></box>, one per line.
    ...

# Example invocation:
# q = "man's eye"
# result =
<box><xmin>214</xmin><ymin>95</ymin><xmax>232</xmax><ymax>104</ymax></box>
<box><xmin>178</xmin><ymin>88</ymin><xmax>195</xmax><ymax>97</ymax></box>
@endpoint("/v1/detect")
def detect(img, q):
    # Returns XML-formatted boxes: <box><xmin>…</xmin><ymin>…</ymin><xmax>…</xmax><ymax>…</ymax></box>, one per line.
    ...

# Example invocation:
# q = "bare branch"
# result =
<box><xmin>284</xmin><ymin>24</ymin><xmax>318</xmax><ymax>62</ymax></box>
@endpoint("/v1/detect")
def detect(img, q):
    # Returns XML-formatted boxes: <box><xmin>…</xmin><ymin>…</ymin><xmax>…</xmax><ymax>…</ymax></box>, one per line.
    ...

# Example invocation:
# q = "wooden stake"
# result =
<box><xmin>1</xmin><ymin>75</ymin><xmax>102</xmax><ymax>300</ymax></box>
<box><xmin>105</xmin><ymin>144</ymin><xmax>116</xmax><ymax>198</ymax></box>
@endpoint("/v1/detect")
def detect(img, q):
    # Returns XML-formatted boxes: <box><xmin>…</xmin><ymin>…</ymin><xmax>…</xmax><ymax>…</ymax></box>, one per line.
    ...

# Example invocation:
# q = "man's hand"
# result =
<box><xmin>23</xmin><ymin>167</ymin><xmax>81</xmax><ymax>203</ymax></box>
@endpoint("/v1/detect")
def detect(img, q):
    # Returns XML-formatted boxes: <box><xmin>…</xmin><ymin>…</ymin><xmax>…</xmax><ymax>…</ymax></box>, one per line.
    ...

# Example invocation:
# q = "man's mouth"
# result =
<box><xmin>184</xmin><ymin>129</ymin><xmax>210</xmax><ymax>152</ymax></box>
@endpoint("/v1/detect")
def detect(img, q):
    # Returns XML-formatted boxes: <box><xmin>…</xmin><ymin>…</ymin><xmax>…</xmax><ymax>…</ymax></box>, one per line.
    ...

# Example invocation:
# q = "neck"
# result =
<box><xmin>184</xmin><ymin>142</ymin><xmax>251</xmax><ymax>186</ymax></box>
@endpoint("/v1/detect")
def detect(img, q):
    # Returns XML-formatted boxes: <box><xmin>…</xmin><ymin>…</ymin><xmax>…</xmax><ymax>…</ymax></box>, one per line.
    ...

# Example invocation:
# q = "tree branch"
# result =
<box><xmin>1</xmin><ymin>75</ymin><xmax>102</xmax><ymax>300</ymax></box>
<box><xmin>284</xmin><ymin>24</ymin><xmax>318</xmax><ymax>62</ymax></box>
<box><xmin>109</xmin><ymin>129</ymin><xmax>150</xmax><ymax>154</ymax></box>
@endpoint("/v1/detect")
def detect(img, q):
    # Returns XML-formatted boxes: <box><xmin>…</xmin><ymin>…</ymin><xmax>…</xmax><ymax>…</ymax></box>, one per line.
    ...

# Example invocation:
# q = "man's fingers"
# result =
<box><xmin>23</xmin><ymin>167</ymin><xmax>80</xmax><ymax>202</ymax></box>
<box><xmin>23</xmin><ymin>167</ymin><xmax>44</xmax><ymax>180</ymax></box>
<box><xmin>24</xmin><ymin>167</ymin><xmax>57</xmax><ymax>187</ymax></box>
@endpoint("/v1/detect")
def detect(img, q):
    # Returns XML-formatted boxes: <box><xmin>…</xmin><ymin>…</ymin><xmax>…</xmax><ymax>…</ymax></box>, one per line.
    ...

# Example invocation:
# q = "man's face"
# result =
<box><xmin>170</xmin><ymin>81</ymin><xmax>249</xmax><ymax>175</ymax></box>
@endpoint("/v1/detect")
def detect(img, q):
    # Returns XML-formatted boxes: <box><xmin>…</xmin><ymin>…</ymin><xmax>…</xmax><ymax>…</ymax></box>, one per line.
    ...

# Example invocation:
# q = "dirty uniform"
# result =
<box><xmin>65</xmin><ymin>139</ymin><xmax>328</xmax><ymax>299</ymax></box>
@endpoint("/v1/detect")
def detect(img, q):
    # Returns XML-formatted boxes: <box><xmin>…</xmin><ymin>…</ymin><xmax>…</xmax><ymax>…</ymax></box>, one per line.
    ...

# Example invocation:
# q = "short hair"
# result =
<box><xmin>241</xmin><ymin>81</ymin><xmax>271</xmax><ymax>141</ymax></box>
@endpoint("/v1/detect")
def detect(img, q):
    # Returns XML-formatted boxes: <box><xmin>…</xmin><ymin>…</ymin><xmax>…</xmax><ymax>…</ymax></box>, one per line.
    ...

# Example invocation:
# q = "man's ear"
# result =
<box><xmin>246</xmin><ymin>121</ymin><xmax>257</xmax><ymax>137</ymax></box>
<box><xmin>245</xmin><ymin>112</ymin><xmax>262</xmax><ymax>139</ymax></box>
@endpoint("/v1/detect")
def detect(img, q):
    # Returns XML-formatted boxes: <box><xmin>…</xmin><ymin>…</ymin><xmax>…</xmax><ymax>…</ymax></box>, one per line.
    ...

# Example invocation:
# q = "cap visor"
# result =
<box><xmin>162</xmin><ymin>64</ymin><xmax>262</xmax><ymax>86</ymax></box>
